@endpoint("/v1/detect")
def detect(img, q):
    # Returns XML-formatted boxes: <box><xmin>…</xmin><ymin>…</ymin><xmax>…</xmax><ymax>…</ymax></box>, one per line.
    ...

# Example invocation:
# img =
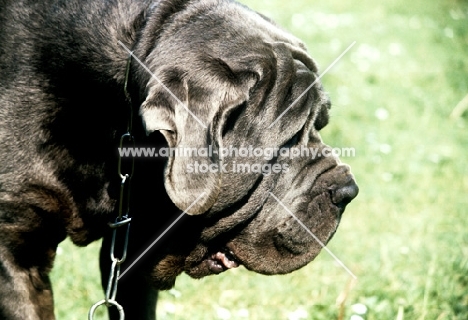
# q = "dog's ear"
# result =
<box><xmin>140</xmin><ymin>65</ymin><xmax>250</xmax><ymax>215</ymax></box>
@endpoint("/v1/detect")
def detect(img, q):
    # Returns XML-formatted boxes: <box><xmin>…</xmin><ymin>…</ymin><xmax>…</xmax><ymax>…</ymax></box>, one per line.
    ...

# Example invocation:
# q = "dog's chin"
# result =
<box><xmin>148</xmin><ymin>254</ymin><xmax>186</xmax><ymax>290</ymax></box>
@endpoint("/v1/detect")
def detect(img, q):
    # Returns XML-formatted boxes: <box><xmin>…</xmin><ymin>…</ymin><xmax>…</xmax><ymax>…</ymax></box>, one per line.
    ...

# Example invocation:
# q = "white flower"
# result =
<box><xmin>351</xmin><ymin>303</ymin><xmax>368</xmax><ymax>315</ymax></box>
<box><xmin>216</xmin><ymin>307</ymin><xmax>231</xmax><ymax>320</ymax></box>
<box><xmin>287</xmin><ymin>307</ymin><xmax>308</xmax><ymax>320</ymax></box>
<box><xmin>375</xmin><ymin>108</ymin><xmax>389</xmax><ymax>121</ymax></box>
<box><xmin>162</xmin><ymin>302</ymin><xmax>176</xmax><ymax>314</ymax></box>
<box><xmin>168</xmin><ymin>289</ymin><xmax>182</xmax><ymax>298</ymax></box>
<box><xmin>236</xmin><ymin>308</ymin><xmax>249</xmax><ymax>318</ymax></box>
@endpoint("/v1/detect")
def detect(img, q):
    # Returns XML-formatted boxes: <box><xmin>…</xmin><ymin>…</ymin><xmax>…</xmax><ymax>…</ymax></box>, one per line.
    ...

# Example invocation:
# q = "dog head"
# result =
<box><xmin>129</xmin><ymin>0</ymin><xmax>358</xmax><ymax>287</ymax></box>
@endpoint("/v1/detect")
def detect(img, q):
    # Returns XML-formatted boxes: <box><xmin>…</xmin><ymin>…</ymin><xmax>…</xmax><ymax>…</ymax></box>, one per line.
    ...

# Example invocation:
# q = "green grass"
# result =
<box><xmin>51</xmin><ymin>0</ymin><xmax>468</xmax><ymax>319</ymax></box>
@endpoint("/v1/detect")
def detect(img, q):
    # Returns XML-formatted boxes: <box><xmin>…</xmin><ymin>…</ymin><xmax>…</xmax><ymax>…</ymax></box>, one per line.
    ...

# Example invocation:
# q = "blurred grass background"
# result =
<box><xmin>51</xmin><ymin>0</ymin><xmax>468</xmax><ymax>319</ymax></box>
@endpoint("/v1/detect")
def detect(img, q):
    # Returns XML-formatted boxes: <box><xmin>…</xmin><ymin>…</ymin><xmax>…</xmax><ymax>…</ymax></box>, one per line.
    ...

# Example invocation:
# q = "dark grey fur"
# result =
<box><xmin>0</xmin><ymin>0</ymin><xmax>358</xmax><ymax>319</ymax></box>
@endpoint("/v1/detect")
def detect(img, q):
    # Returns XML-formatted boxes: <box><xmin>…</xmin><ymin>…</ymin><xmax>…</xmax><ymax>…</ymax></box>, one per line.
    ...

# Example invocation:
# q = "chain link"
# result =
<box><xmin>89</xmin><ymin>52</ymin><xmax>134</xmax><ymax>320</ymax></box>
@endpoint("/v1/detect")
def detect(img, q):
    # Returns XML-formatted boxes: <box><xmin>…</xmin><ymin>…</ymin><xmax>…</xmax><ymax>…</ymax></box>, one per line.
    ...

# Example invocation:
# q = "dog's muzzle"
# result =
<box><xmin>220</xmin><ymin>160</ymin><xmax>358</xmax><ymax>275</ymax></box>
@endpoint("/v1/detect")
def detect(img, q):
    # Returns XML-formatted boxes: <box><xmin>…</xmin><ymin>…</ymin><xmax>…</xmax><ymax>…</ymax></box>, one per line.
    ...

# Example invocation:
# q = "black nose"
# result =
<box><xmin>329</xmin><ymin>179</ymin><xmax>359</xmax><ymax>210</ymax></box>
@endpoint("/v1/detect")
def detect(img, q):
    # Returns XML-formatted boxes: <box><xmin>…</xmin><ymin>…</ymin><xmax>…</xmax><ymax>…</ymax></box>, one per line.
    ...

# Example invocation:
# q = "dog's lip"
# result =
<box><xmin>206</xmin><ymin>249</ymin><xmax>241</xmax><ymax>274</ymax></box>
<box><xmin>185</xmin><ymin>244</ymin><xmax>243</xmax><ymax>278</ymax></box>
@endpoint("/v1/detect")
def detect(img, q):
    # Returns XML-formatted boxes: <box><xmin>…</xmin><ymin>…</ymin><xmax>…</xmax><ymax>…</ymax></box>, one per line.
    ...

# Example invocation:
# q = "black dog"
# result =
<box><xmin>0</xmin><ymin>0</ymin><xmax>358</xmax><ymax>319</ymax></box>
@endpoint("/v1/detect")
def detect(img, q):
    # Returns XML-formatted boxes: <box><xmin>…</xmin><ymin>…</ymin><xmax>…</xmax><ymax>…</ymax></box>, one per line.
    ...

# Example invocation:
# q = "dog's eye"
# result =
<box><xmin>283</xmin><ymin>131</ymin><xmax>301</xmax><ymax>148</ymax></box>
<box><xmin>314</xmin><ymin>100</ymin><xmax>330</xmax><ymax>131</ymax></box>
<box><xmin>221</xmin><ymin>102</ymin><xmax>246</xmax><ymax>138</ymax></box>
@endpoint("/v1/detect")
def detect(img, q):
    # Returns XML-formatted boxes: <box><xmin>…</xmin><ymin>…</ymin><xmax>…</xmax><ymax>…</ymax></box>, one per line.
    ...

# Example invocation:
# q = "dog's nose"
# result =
<box><xmin>329</xmin><ymin>179</ymin><xmax>359</xmax><ymax>210</ymax></box>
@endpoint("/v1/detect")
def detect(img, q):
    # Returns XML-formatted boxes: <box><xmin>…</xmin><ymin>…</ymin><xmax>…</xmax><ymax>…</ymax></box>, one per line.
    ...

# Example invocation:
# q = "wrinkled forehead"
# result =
<box><xmin>152</xmin><ymin>0</ymin><xmax>318</xmax><ymax>73</ymax></box>
<box><xmin>228</xmin><ymin>4</ymin><xmax>318</xmax><ymax>72</ymax></box>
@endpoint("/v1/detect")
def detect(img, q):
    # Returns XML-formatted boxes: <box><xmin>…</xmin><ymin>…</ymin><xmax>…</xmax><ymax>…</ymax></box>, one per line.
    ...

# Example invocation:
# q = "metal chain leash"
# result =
<box><xmin>89</xmin><ymin>52</ymin><xmax>134</xmax><ymax>320</ymax></box>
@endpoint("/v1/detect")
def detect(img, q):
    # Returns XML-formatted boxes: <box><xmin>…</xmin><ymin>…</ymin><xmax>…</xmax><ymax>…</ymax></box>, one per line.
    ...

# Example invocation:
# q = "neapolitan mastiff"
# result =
<box><xmin>0</xmin><ymin>0</ymin><xmax>358</xmax><ymax>319</ymax></box>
